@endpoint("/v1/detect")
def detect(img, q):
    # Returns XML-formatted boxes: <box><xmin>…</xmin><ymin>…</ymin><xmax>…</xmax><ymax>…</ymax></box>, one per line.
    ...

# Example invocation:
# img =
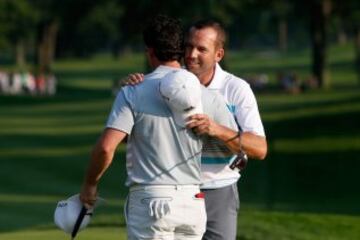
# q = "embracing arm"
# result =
<box><xmin>80</xmin><ymin>128</ymin><xmax>127</xmax><ymax>208</ymax></box>
<box><xmin>239</xmin><ymin>132</ymin><xmax>267</xmax><ymax>160</ymax></box>
<box><xmin>186</xmin><ymin>114</ymin><xmax>267</xmax><ymax>159</ymax></box>
<box><xmin>122</xmin><ymin>73</ymin><xmax>144</xmax><ymax>86</ymax></box>
<box><xmin>187</xmin><ymin>114</ymin><xmax>241</xmax><ymax>154</ymax></box>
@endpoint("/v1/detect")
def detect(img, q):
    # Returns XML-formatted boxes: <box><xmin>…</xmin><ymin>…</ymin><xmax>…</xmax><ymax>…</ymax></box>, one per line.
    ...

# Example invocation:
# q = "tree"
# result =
<box><xmin>0</xmin><ymin>0</ymin><xmax>37</xmax><ymax>68</ymax></box>
<box><xmin>273</xmin><ymin>0</ymin><xmax>291</xmax><ymax>52</ymax></box>
<box><xmin>309</xmin><ymin>0</ymin><xmax>332</xmax><ymax>88</ymax></box>
<box><xmin>69</xmin><ymin>0</ymin><xmax>123</xmax><ymax>57</ymax></box>
<box><xmin>31</xmin><ymin>0</ymin><xmax>121</xmax><ymax>69</ymax></box>
<box><xmin>30</xmin><ymin>0</ymin><xmax>66</xmax><ymax>72</ymax></box>
<box><xmin>333</xmin><ymin>0</ymin><xmax>360</xmax><ymax>84</ymax></box>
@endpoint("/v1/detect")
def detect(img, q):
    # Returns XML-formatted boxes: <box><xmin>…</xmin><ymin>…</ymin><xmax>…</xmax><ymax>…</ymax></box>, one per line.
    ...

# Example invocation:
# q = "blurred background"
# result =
<box><xmin>0</xmin><ymin>0</ymin><xmax>359</xmax><ymax>239</ymax></box>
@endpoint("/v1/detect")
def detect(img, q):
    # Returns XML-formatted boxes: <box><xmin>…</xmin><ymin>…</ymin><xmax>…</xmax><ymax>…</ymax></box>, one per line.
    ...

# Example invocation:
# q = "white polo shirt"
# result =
<box><xmin>201</xmin><ymin>63</ymin><xmax>265</xmax><ymax>189</ymax></box>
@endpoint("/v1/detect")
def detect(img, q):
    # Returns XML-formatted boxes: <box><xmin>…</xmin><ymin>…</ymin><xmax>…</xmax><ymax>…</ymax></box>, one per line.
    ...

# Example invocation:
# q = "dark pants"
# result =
<box><xmin>202</xmin><ymin>183</ymin><xmax>239</xmax><ymax>240</ymax></box>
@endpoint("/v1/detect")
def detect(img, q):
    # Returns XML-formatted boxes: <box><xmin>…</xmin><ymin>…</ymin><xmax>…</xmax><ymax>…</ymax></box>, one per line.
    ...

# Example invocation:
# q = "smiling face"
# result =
<box><xmin>184</xmin><ymin>27</ymin><xmax>224</xmax><ymax>86</ymax></box>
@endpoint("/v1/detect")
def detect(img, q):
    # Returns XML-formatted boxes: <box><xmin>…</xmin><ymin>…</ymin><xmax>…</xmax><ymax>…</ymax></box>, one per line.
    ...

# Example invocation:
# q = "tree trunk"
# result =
<box><xmin>355</xmin><ymin>26</ymin><xmax>360</xmax><ymax>84</ymax></box>
<box><xmin>15</xmin><ymin>39</ymin><xmax>26</xmax><ymax>68</ymax></box>
<box><xmin>310</xmin><ymin>0</ymin><xmax>331</xmax><ymax>89</ymax></box>
<box><xmin>37</xmin><ymin>20</ymin><xmax>58</xmax><ymax>73</ymax></box>
<box><xmin>337</xmin><ymin>28</ymin><xmax>347</xmax><ymax>45</ymax></box>
<box><xmin>278</xmin><ymin>19</ymin><xmax>288</xmax><ymax>52</ymax></box>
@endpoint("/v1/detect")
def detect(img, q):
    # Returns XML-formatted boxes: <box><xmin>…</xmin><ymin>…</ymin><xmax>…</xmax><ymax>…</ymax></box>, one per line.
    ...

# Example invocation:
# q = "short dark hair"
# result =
<box><xmin>143</xmin><ymin>15</ymin><xmax>184</xmax><ymax>62</ymax></box>
<box><xmin>188</xmin><ymin>19</ymin><xmax>226</xmax><ymax>49</ymax></box>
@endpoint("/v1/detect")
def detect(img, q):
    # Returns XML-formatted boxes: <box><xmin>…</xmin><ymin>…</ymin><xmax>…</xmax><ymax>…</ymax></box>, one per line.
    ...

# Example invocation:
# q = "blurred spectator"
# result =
<box><xmin>21</xmin><ymin>72</ymin><xmax>36</xmax><ymax>95</ymax></box>
<box><xmin>277</xmin><ymin>71</ymin><xmax>301</xmax><ymax>94</ymax></box>
<box><xmin>0</xmin><ymin>70</ymin><xmax>56</xmax><ymax>96</ymax></box>
<box><xmin>302</xmin><ymin>75</ymin><xmax>319</xmax><ymax>91</ymax></box>
<box><xmin>246</xmin><ymin>73</ymin><xmax>269</xmax><ymax>91</ymax></box>
<box><xmin>35</xmin><ymin>72</ymin><xmax>47</xmax><ymax>95</ymax></box>
<box><xmin>0</xmin><ymin>71</ymin><xmax>10</xmax><ymax>94</ymax></box>
<box><xmin>46</xmin><ymin>73</ymin><xmax>57</xmax><ymax>96</ymax></box>
<box><xmin>10</xmin><ymin>72</ymin><xmax>23</xmax><ymax>95</ymax></box>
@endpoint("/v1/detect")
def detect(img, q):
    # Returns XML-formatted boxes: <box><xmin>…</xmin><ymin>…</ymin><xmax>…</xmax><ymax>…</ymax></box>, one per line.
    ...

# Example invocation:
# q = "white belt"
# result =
<box><xmin>130</xmin><ymin>184</ymin><xmax>200</xmax><ymax>192</ymax></box>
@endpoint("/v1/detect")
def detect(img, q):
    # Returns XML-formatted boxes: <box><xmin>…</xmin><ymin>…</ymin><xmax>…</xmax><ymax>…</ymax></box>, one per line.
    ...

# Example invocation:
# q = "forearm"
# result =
<box><xmin>83</xmin><ymin>145</ymin><xmax>115</xmax><ymax>187</ymax></box>
<box><xmin>240</xmin><ymin>132</ymin><xmax>267</xmax><ymax>160</ymax></box>
<box><xmin>212</xmin><ymin>124</ymin><xmax>241</xmax><ymax>154</ymax></box>
<box><xmin>80</xmin><ymin>128</ymin><xmax>126</xmax><ymax>208</ymax></box>
<box><xmin>84</xmin><ymin>128</ymin><xmax>127</xmax><ymax>186</ymax></box>
<box><xmin>213</xmin><ymin>124</ymin><xmax>267</xmax><ymax>160</ymax></box>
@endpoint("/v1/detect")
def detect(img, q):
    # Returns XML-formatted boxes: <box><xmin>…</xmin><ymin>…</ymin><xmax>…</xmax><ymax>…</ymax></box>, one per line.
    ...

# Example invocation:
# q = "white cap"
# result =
<box><xmin>54</xmin><ymin>194</ymin><xmax>93</xmax><ymax>234</ymax></box>
<box><xmin>159</xmin><ymin>70</ymin><xmax>203</xmax><ymax>127</ymax></box>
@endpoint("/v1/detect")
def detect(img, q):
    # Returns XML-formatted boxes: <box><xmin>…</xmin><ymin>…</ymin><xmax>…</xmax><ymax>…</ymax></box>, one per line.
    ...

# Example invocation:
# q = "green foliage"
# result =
<box><xmin>0</xmin><ymin>0</ymin><xmax>37</xmax><ymax>47</ymax></box>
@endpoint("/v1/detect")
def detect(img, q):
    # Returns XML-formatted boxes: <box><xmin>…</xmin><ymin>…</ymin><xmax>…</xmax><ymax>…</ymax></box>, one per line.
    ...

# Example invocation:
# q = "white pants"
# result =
<box><xmin>125</xmin><ymin>185</ymin><xmax>206</xmax><ymax>240</ymax></box>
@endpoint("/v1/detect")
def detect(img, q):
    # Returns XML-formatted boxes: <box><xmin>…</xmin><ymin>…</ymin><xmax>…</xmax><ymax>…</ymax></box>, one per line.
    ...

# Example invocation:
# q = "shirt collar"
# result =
<box><xmin>153</xmin><ymin>65</ymin><xmax>180</xmax><ymax>74</ymax></box>
<box><xmin>207</xmin><ymin>63</ymin><xmax>227</xmax><ymax>90</ymax></box>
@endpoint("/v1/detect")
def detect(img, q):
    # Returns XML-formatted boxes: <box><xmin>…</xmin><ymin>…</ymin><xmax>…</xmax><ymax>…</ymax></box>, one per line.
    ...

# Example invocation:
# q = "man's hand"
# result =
<box><xmin>80</xmin><ymin>184</ymin><xmax>98</xmax><ymax>209</ymax></box>
<box><xmin>186</xmin><ymin>114</ymin><xmax>220</xmax><ymax>137</ymax></box>
<box><xmin>123</xmin><ymin>73</ymin><xmax>144</xmax><ymax>86</ymax></box>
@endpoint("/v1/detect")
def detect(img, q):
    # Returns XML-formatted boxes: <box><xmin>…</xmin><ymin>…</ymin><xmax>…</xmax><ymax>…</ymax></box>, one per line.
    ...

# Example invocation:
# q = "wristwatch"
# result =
<box><xmin>229</xmin><ymin>151</ymin><xmax>248</xmax><ymax>171</ymax></box>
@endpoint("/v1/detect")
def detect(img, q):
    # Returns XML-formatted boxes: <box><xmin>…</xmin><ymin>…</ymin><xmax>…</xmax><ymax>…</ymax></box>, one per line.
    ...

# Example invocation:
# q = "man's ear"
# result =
<box><xmin>146</xmin><ymin>47</ymin><xmax>155</xmax><ymax>58</ymax></box>
<box><xmin>145</xmin><ymin>47</ymin><xmax>156</xmax><ymax>68</ymax></box>
<box><xmin>215</xmin><ymin>48</ymin><xmax>224</xmax><ymax>63</ymax></box>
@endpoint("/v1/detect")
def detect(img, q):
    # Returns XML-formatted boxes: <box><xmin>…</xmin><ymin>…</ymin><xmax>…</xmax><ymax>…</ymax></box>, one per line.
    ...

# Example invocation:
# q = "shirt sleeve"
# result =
<box><xmin>233</xmin><ymin>84</ymin><xmax>265</xmax><ymax>136</ymax></box>
<box><xmin>106</xmin><ymin>88</ymin><xmax>134</xmax><ymax>134</ymax></box>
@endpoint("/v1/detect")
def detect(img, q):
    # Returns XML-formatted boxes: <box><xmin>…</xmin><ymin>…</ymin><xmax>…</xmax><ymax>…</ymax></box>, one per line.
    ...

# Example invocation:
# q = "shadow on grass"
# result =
<box><xmin>240</xmin><ymin>106</ymin><xmax>360</xmax><ymax>215</ymax></box>
<box><xmin>242</xmin><ymin>149</ymin><xmax>360</xmax><ymax>213</ymax></box>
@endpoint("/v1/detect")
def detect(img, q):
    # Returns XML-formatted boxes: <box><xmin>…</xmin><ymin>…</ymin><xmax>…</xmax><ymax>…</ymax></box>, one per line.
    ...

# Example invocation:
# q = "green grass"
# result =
<box><xmin>0</xmin><ymin>44</ymin><xmax>360</xmax><ymax>239</ymax></box>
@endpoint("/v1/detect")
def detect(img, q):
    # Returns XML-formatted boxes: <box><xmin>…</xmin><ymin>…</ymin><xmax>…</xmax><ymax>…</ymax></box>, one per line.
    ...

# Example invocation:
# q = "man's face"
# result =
<box><xmin>185</xmin><ymin>27</ymin><xmax>224</xmax><ymax>83</ymax></box>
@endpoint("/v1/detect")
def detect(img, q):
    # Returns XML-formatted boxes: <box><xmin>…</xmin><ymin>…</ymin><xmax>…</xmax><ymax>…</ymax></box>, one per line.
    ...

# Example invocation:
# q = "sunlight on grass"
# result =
<box><xmin>53</xmin><ymin>53</ymin><xmax>145</xmax><ymax>72</ymax></box>
<box><xmin>0</xmin><ymin>99</ymin><xmax>112</xmax><ymax>114</ymax></box>
<box><xmin>60</xmin><ymin>78</ymin><xmax>113</xmax><ymax>90</ymax></box>
<box><xmin>0</xmin><ymin>145</ymin><xmax>92</xmax><ymax>157</ymax></box>
<box><xmin>0</xmin><ymin>115</ymin><xmax>107</xmax><ymax>127</ymax></box>
<box><xmin>0</xmin><ymin>125</ymin><xmax>103</xmax><ymax>135</ymax></box>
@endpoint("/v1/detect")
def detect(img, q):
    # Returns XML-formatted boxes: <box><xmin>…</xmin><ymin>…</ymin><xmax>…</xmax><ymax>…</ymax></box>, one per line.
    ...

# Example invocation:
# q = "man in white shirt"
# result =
<box><xmin>184</xmin><ymin>19</ymin><xmax>267</xmax><ymax>240</ymax></box>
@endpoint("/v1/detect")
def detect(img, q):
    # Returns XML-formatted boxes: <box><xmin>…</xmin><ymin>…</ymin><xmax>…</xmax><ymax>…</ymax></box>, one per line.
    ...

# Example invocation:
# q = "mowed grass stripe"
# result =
<box><xmin>0</xmin><ymin>99</ymin><xmax>112</xmax><ymax>114</ymax></box>
<box><xmin>0</xmin><ymin>145</ymin><xmax>91</xmax><ymax>157</ymax></box>
<box><xmin>274</xmin><ymin>137</ymin><xmax>360</xmax><ymax>153</ymax></box>
<box><xmin>0</xmin><ymin>194</ymin><xmax>124</xmax><ymax>207</ymax></box>
<box><xmin>0</xmin><ymin>115</ymin><xmax>107</xmax><ymax>126</ymax></box>
<box><xmin>263</xmin><ymin>102</ymin><xmax>360</xmax><ymax>121</ymax></box>
<box><xmin>258</xmin><ymin>89</ymin><xmax>360</xmax><ymax>106</ymax></box>
<box><xmin>0</xmin><ymin>125</ymin><xmax>104</xmax><ymax>135</ymax></box>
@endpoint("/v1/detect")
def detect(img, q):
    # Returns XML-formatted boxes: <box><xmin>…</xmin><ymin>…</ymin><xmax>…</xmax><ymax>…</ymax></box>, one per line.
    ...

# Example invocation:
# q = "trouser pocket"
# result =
<box><xmin>145</xmin><ymin>197</ymin><xmax>172</xmax><ymax>219</ymax></box>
